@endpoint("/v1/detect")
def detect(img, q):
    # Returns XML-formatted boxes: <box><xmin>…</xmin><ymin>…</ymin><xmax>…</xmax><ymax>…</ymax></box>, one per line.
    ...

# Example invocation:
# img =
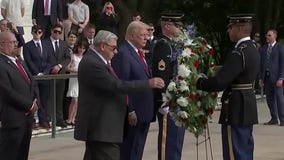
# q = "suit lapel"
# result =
<box><xmin>126</xmin><ymin>43</ymin><xmax>150</xmax><ymax>77</ymax></box>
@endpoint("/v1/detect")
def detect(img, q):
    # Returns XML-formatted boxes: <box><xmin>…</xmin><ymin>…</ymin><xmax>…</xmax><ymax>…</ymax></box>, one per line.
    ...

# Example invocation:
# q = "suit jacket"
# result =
<box><xmin>0</xmin><ymin>54</ymin><xmax>36</xmax><ymax>128</ymax></box>
<box><xmin>43</xmin><ymin>38</ymin><xmax>71</xmax><ymax>73</ymax></box>
<box><xmin>112</xmin><ymin>41</ymin><xmax>154</xmax><ymax>123</ymax></box>
<box><xmin>260</xmin><ymin>42</ymin><xmax>284</xmax><ymax>82</ymax></box>
<box><xmin>32</xmin><ymin>0</ymin><xmax>63</xmax><ymax>25</ymax></box>
<box><xmin>144</xmin><ymin>36</ymin><xmax>159</xmax><ymax>69</ymax></box>
<box><xmin>23</xmin><ymin>40</ymin><xmax>52</xmax><ymax>75</ymax></box>
<box><xmin>74</xmin><ymin>48</ymin><xmax>150</xmax><ymax>143</ymax></box>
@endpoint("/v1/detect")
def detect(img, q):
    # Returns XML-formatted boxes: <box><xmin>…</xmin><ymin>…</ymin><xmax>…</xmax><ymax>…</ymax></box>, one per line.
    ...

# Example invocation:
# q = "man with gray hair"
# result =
<box><xmin>74</xmin><ymin>30</ymin><xmax>164</xmax><ymax>160</ymax></box>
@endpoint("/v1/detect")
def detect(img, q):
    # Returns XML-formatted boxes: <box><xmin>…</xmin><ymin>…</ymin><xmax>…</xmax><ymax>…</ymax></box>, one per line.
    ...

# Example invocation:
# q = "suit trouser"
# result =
<box><xmin>49</xmin><ymin>79</ymin><xmax>66</xmax><ymax>123</ymax></box>
<box><xmin>264</xmin><ymin>78</ymin><xmax>284</xmax><ymax>122</ymax></box>
<box><xmin>120</xmin><ymin>122</ymin><xmax>150</xmax><ymax>160</ymax></box>
<box><xmin>38</xmin><ymin>80</ymin><xmax>53</xmax><ymax>123</ymax></box>
<box><xmin>157</xmin><ymin>113</ymin><xmax>185</xmax><ymax>160</ymax></box>
<box><xmin>0</xmin><ymin>121</ymin><xmax>32</xmax><ymax>160</ymax></box>
<box><xmin>221</xmin><ymin>124</ymin><xmax>254</xmax><ymax>160</ymax></box>
<box><xmin>84</xmin><ymin>141</ymin><xmax>120</xmax><ymax>160</ymax></box>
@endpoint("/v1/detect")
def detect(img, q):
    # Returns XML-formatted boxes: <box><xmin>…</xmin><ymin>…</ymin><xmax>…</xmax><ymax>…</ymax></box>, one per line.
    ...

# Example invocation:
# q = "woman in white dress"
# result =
<box><xmin>66</xmin><ymin>39</ymin><xmax>89</xmax><ymax>125</ymax></box>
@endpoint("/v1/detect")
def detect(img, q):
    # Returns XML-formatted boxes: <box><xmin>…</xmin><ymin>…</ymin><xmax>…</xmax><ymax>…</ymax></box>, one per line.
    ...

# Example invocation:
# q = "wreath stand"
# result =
<box><xmin>195</xmin><ymin>122</ymin><xmax>214</xmax><ymax>160</ymax></box>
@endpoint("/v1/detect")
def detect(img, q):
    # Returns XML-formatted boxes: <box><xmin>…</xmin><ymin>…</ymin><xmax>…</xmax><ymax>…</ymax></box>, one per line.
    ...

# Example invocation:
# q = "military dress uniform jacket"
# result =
<box><xmin>197</xmin><ymin>40</ymin><xmax>260</xmax><ymax>125</ymax></box>
<box><xmin>152</xmin><ymin>35</ymin><xmax>174</xmax><ymax>116</ymax></box>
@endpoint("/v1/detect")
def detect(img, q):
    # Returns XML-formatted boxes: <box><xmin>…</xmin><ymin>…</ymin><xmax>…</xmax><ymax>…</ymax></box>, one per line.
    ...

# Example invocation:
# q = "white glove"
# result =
<box><xmin>158</xmin><ymin>106</ymin><xmax>169</xmax><ymax>115</ymax></box>
<box><xmin>198</xmin><ymin>73</ymin><xmax>208</xmax><ymax>79</ymax></box>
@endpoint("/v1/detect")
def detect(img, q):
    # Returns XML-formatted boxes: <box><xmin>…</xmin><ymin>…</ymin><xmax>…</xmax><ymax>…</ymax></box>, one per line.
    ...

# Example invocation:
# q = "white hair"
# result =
<box><xmin>93</xmin><ymin>30</ymin><xmax>118</xmax><ymax>45</ymax></box>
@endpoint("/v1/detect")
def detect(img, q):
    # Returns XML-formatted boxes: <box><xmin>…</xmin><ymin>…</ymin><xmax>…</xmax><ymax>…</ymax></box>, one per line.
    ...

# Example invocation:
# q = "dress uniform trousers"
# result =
<box><xmin>157</xmin><ymin>112</ymin><xmax>185</xmax><ymax>160</ymax></box>
<box><xmin>221</xmin><ymin>124</ymin><xmax>254</xmax><ymax>160</ymax></box>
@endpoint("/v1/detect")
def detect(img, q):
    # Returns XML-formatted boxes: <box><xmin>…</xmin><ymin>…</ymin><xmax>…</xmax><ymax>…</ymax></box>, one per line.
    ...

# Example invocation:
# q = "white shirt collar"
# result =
<box><xmin>91</xmin><ymin>47</ymin><xmax>108</xmax><ymax>65</ymax></box>
<box><xmin>235</xmin><ymin>37</ymin><xmax>251</xmax><ymax>48</ymax></box>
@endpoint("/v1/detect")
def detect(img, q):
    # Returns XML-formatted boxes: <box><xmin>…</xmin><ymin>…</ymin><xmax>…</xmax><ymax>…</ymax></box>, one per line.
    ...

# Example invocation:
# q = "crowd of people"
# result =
<box><xmin>0</xmin><ymin>0</ymin><xmax>283</xmax><ymax>160</ymax></box>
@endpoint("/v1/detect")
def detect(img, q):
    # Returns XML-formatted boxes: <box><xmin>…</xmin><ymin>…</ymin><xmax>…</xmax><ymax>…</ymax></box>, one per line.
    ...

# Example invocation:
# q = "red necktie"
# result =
<box><xmin>16</xmin><ymin>59</ymin><xmax>30</xmax><ymax>84</ymax></box>
<box><xmin>44</xmin><ymin>0</ymin><xmax>49</xmax><ymax>15</ymax></box>
<box><xmin>106</xmin><ymin>63</ymin><xmax>128</xmax><ymax>104</ymax></box>
<box><xmin>138</xmin><ymin>50</ymin><xmax>150</xmax><ymax>75</ymax></box>
<box><xmin>106</xmin><ymin>63</ymin><xmax>119</xmax><ymax>79</ymax></box>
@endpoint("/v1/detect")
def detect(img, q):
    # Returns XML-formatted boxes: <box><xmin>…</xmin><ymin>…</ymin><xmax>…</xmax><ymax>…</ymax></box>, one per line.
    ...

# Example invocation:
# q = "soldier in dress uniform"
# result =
<box><xmin>152</xmin><ymin>13</ymin><xmax>186</xmax><ymax>160</ymax></box>
<box><xmin>196</xmin><ymin>14</ymin><xmax>260</xmax><ymax>159</ymax></box>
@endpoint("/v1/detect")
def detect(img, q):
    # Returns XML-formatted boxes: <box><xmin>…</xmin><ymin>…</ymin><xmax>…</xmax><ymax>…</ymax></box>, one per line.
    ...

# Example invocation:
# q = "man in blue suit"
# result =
<box><xmin>259</xmin><ymin>29</ymin><xmax>284</xmax><ymax>126</ymax></box>
<box><xmin>112</xmin><ymin>21</ymin><xmax>153</xmax><ymax>160</ymax></box>
<box><xmin>23</xmin><ymin>25</ymin><xmax>52</xmax><ymax>129</ymax></box>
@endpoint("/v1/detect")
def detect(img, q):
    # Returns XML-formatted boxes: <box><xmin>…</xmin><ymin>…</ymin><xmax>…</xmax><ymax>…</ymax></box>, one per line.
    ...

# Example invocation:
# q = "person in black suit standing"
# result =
<box><xmin>74</xmin><ymin>30</ymin><xmax>164</xmax><ymax>160</ymax></box>
<box><xmin>259</xmin><ymin>29</ymin><xmax>284</xmax><ymax>126</ymax></box>
<box><xmin>144</xmin><ymin>23</ymin><xmax>158</xmax><ymax>69</ymax></box>
<box><xmin>0</xmin><ymin>31</ymin><xmax>38</xmax><ymax>160</ymax></box>
<box><xmin>32</xmin><ymin>0</ymin><xmax>63</xmax><ymax>39</ymax></box>
<box><xmin>23</xmin><ymin>25</ymin><xmax>52</xmax><ymax>129</ymax></box>
<box><xmin>43</xmin><ymin>24</ymin><xmax>71</xmax><ymax>128</ymax></box>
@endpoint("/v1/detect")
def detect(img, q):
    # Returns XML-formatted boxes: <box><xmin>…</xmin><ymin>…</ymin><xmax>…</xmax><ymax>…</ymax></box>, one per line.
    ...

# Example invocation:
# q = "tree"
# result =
<box><xmin>86</xmin><ymin>0</ymin><xmax>284</xmax><ymax>63</ymax></box>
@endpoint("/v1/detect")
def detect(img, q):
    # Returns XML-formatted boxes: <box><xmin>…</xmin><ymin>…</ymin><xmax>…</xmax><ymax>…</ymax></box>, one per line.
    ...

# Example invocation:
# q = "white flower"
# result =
<box><xmin>178</xmin><ymin>111</ymin><xmax>189</xmax><ymax>119</ymax></box>
<box><xmin>167</xmin><ymin>82</ymin><xmax>177</xmax><ymax>92</ymax></box>
<box><xmin>181</xmin><ymin>48</ymin><xmax>193</xmax><ymax>58</ymax></box>
<box><xmin>178</xmin><ymin>64</ymin><xmax>191</xmax><ymax>77</ymax></box>
<box><xmin>197</xmin><ymin>101</ymin><xmax>201</xmax><ymax>107</ymax></box>
<box><xmin>184</xmin><ymin>39</ymin><xmax>193</xmax><ymax>46</ymax></box>
<box><xmin>176</xmin><ymin>97</ymin><xmax>189</xmax><ymax>107</ymax></box>
<box><xmin>207</xmin><ymin>44</ymin><xmax>212</xmax><ymax>49</ymax></box>
<box><xmin>179</xmin><ymin>80</ymin><xmax>189</xmax><ymax>92</ymax></box>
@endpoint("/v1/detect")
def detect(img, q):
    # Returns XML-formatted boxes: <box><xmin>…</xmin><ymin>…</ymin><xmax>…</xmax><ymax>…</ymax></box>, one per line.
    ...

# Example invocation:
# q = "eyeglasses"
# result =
<box><xmin>53</xmin><ymin>30</ymin><xmax>62</xmax><ymax>34</ymax></box>
<box><xmin>266</xmin><ymin>34</ymin><xmax>272</xmax><ymax>37</ymax></box>
<box><xmin>148</xmin><ymin>28</ymin><xmax>154</xmax><ymax>31</ymax></box>
<box><xmin>33</xmin><ymin>30</ymin><xmax>42</xmax><ymax>34</ymax></box>
<box><xmin>105</xmin><ymin>43</ymin><xmax>117</xmax><ymax>51</ymax></box>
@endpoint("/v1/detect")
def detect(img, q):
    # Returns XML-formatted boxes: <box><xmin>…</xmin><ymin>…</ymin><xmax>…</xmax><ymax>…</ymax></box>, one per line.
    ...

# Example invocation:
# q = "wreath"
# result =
<box><xmin>162</xmin><ymin>29</ymin><xmax>218</xmax><ymax>137</ymax></box>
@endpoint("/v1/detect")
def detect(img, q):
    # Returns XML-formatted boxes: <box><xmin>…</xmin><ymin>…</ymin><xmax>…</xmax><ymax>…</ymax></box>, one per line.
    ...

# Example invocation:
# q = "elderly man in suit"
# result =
<box><xmin>23</xmin><ymin>25</ymin><xmax>52</xmax><ymax>129</ymax></box>
<box><xmin>259</xmin><ymin>29</ymin><xmax>284</xmax><ymax>126</ymax></box>
<box><xmin>111</xmin><ymin>21</ymin><xmax>153</xmax><ymax>160</ymax></box>
<box><xmin>32</xmin><ymin>0</ymin><xmax>63</xmax><ymax>39</ymax></box>
<box><xmin>74</xmin><ymin>30</ymin><xmax>164</xmax><ymax>160</ymax></box>
<box><xmin>0</xmin><ymin>31</ymin><xmax>38</xmax><ymax>160</ymax></box>
<box><xmin>43</xmin><ymin>24</ymin><xmax>71</xmax><ymax>128</ymax></box>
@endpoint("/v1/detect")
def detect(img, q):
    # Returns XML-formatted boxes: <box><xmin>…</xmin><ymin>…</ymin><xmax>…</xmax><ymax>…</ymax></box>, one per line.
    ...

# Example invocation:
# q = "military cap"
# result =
<box><xmin>161</xmin><ymin>13</ymin><xmax>184</xmax><ymax>26</ymax></box>
<box><xmin>228</xmin><ymin>14</ymin><xmax>254</xmax><ymax>24</ymax></box>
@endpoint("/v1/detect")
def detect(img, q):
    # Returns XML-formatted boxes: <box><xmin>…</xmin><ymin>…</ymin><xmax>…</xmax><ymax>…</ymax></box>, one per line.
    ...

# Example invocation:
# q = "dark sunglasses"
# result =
<box><xmin>148</xmin><ymin>28</ymin><xmax>154</xmax><ymax>31</ymax></box>
<box><xmin>33</xmin><ymin>30</ymin><xmax>42</xmax><ymax>34</ymax></box>
<box><xmin>106</xmin><ymin>6</ymin><xmax>112</xmax><ymax>10</ymax></box>
<box><xmin>53</xmin><ymin>30</ymin><xmax>62</xmax><ymax>34</ymax></box>
<box><xmin>105</xmin><ymin>43</ymin><xmax>117</xmax><ymax>51</ymax></box>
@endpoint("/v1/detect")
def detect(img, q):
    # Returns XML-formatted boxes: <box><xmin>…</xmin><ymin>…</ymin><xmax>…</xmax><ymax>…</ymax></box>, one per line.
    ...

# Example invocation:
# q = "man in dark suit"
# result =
<box><xmin>151</xmin><ymin>13</ymin><xmax>186</xmax><ymax>160</ymax></box>
<box><xmin>74</xmin><ymin>30</ymin><xmax>164</xmax><ymax>160</ymax></box>
<box><xmin>197</xmin><ymin>14</ymin><xmax>259</xmax><ymax>160</ymax></box>
<box><xmin>0</xmin><ymin>31</ymin><xmax>38</xmax><ymax>160</ymax></box>
<box><xmin>23</xmin><ymin>25</ymin><xmax>52</xmax><ymax>129</ymax></box>
<box><xmin>32</xmin><ymin>0</ymin><xmax>63</xmax><ymax>39</ymax></box>
<box><xmin>259</xmin><ymin>29</ymin><xmax>284</xmax><ymax>126</ymax></box>
<box><xmin>43</xmin><ymin>24</ymin><xmax>71</xmax><ymax>127</ymax></box>
<box><xmin>144</xmin><ymin>23</ymin><xmax>158</xmax><ymax>69</ymax></box>
<box><xmin>111</xmin><ymin>21</ymin><xmax>154</xmax><ymax>160</ymax></box>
